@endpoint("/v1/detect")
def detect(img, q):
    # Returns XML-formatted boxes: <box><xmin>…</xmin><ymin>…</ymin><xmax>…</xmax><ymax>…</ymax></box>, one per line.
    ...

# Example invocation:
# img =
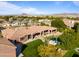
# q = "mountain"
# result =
<box><xmin>0</xmin><ymin>13</ymin><xmax>79</xmax><ymax>17</ymax></box>
<box><xmin>51</xmin><ymin>13</ymin><xmax>79</xmax><ymax>17</ymax></box>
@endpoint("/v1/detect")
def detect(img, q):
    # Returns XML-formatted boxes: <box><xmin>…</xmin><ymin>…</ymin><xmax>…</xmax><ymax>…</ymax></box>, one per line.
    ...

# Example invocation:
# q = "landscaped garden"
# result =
<box><xmin>51</xmin><ymin>18</ymin><xmax>79</xmax><ymax>57</ymax></box>
<box><xmin>22</xmin><ymin>19</ymin><xmax>79</xmax><ymax>57</ymax></box>
<box><xmin>22</xmin><ymin>36</ymin><xmax>67</xmax><ymax>57</ymax></box>
<box><xmin>58</xmin><ymin>23</ymin><xmax>79</xmax><ymax>57</ymax></box>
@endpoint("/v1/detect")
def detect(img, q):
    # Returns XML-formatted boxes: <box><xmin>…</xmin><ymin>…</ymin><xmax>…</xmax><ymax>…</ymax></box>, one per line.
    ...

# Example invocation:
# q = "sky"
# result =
<box><xmin>0</xmin><ymin>1</ymin><xmax>79</xmax><ymax>15</ymax></box>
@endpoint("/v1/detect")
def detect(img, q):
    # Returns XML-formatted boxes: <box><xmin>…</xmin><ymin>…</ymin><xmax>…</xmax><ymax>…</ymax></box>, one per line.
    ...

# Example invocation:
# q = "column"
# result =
<box><xmin>41</xmin><ymin>31</ymin><xmax>44</xmax><ymax>36</ymax></box>
<box><xmin>31</xmin><ymin>34</ymin><xmax>34</xmax><ymax>39</ymax></box>
<box><xmin>24</xmin><ymin>35</ymin><xmax>28</xmax><ymax>41</ymax></box>
<box><xmin>50</xmin><ymin>30</ymin><xmax>52</xmax><ymax>34</ymax></box>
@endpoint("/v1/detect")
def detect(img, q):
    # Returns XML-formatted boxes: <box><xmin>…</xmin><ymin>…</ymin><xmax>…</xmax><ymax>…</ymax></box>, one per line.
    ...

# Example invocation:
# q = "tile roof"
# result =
<box><xmin>1</xmin><ymin>28</ymin><xmax>15</xmax><ymax>39</ymax></box>
<box><xmin>1</xmin><ymin>26</ymin><xmax>57</xmax><ymax>41</ymax></box>
<box><xmin>63</xmin><ymin>19</ymin><xmax>79</xmax><ymax>27</ymax></box>
<box><xmin>0</xmin><ymin>38</ymin><xmax>16</xmax><ymax>48</ymax></box>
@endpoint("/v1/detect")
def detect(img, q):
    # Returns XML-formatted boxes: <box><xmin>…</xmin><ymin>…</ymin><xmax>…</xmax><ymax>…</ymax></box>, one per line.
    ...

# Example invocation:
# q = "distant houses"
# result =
<box><xmin>11</xmin><ymin>20</ymin><xmax>21</xmax><ymax>27</ymax></box>
<box><xmin>38</xmin><ymin>19</ymin><xmax>51</xmax><ymax>26</ymax></box>
<box><xmin>1</xmin><ymin>21</ymin><xmax>11</xmax><ymax>28</ymax></box>
<box><xmin>0</xmin><ymin>18</ymin><xmax>52</xmax><ymax>28</ymax></box>
<box><xmin>1</xmin><ymin>17</ymin><xmax>79</xmax><ymax>29</ymax></box>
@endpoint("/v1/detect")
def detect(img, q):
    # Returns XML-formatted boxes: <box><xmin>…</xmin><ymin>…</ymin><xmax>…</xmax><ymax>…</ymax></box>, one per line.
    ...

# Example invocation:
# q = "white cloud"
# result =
<box><xmin>21</xmin><ymin>7</ymin><xmax>45</xmax><ymax>14</ymax></box>
<box><xmin>73</xmin><ymin>1</ymin><xmax>79</xmax><ymax>6</ymax></box>
<box><xmin>0</xmin><ymin>1</ymin><xmax>45</xmax><ymax>15</ymax></box>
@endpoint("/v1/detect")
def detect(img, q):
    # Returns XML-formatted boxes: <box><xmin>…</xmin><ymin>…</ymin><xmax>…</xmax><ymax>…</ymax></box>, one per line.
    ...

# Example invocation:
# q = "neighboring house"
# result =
<box><xmin>11</xmin><ymin>20</ymin><xmax>20</xmax><ymax>27</ymax></box>
<box><xmin>9</xmin><ymin>17</ymin><xmax>13</xmax><ymax>23</ymax></box>
<box><xmin>1</xmin><ymin>21</ymin><xmax>11</xmax><ymax>28</ymax></box>
<box><xmin>11</xmin><ymin>19</ymin><xmax>28</xmax><ymax>27</ymax></box>
<box><xmin>0</xmin><ymin>38</ymin><xmax>16</xmax><ymax>57</ymax></box>
<box><xmin>27</xmin><ymin>19</ymin><xmax>33</xmax><ymax>26</ymax></box>
<box><xmin>74</xmin><ymin>20</ymin><xmax>79</xmax><ymax>23</ymax></box>
<box><xmin>63</xmin><ymin>19</ymin><xmax>79</xmax><ymax>28</ymax></box>
<box><xmin>20</xmin><ymin>20</ymin><xmax>27</xmax><ymax>26</ymax></box>
<box><xmin>0</xmin><ymin>19</ymin><xmax>5</xmax><ymax>27</ymax></box>
<box><xmin>38</xmin><ymin>19</ymin><xmax>51</xmax><ymax>26</ymax></box>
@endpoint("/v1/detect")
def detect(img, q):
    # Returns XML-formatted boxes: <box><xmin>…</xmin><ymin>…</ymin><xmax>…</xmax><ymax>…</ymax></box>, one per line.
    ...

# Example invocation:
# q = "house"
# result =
<box><xmin>11</xmin><ymin>20</ymin><xmax>20</xmax><ymax>27</ymax></box>
<box><xmin>0</xmin><ymin>26</ymin><xmax>57</xmax><ymax>57</ymax></box>
<box><xmin>0</xmin><ymin>19</ymin><xmax>5</xmax><ymax>27</ymax></box>
<box><xmin>27</xmin><ymin>19</ymin><xmax>33</xmax><ymax>26</ymax></box>
<box><xmin>0</xmin><ymin>38</ymin><xmax>16</xmax><ymax>57</ymax></box>
<box><xmin>38</xmin><ymin>19</ymin><xmax>51</xmax><ymax>26</ymax></box>
<box><xmin>63</xmin><ymin>19</ymin><xmax>79</xmax><ymax>28</ymax></box>
<box><xmin>1</xmin><ymin>26</ymin><xmax>57</xmax><ymax>43</ymax></box>
<box><xmin>1</xmin><ymin>21</ymin><xmax>11</xmax><ymax>28</ymax></box>
<box><xmin>20</xmin><ymin>20</ymin><xmax>27</xmax><ymax>26</ymax></box>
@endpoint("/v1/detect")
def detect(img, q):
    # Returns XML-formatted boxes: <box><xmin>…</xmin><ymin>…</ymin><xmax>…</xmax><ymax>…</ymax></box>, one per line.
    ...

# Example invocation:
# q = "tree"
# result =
<box><xmin>38</xmin><ymin>44</ymin><xmax>61</xmax><ymax>57</ymax></box>
<box><xmin>73</xmin><ymin>23</ymin><xmax>79</xmax><ymax>32</ymax></box>
<box><xmin>22</xmin><ymin>39</ymin><xmax>44</xmax><ymax>57</ymax></box>
<box><xmin>40</xmin><ymin>22</ymin><xmax>49</xmax><ymax>26</ymax></box>
<box><xmin>51</xmin><ymin>18</ymin><xmax>67</xmax><ymax>32</ymax></box>
<box><xmin>58</xmin><ymin>29</ymin><xmax>79</xmax><ymax>50</ymax></box>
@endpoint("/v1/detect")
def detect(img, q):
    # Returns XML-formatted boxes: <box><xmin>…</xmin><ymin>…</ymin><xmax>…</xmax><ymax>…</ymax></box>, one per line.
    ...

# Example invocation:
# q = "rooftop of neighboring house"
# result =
<box><xmin>63</xmin><ymin>19</ymin><xmax>79</xmax><ymax>27</ymax></box>
<box><xmin>0</xmin><ymin>19</ymin><xmax>4</xmax><ymax>23</ymax></box>
<box><xmin>1</xmin><ymin>26</ymin><xmax>57</xmax><ymax>42</ymax></box>
<box><xmin>0</xmin><ymin>38</ymin><xmax>16</xmax><ymax>48</ymax></box>
<box><xmin>63</xmin><ymin>18</ymin><xmax>79</xmax><ymax>22</ymax></box>
<box><xmin>39</xmin><ymin>19</ymin><xmax>51</xmax><ymax>22</ymax></box>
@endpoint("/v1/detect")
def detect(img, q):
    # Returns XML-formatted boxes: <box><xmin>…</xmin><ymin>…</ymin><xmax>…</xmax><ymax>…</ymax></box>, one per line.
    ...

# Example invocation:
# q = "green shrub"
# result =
<box><xmin>64</xmin><ymin>50</ymin><xmax>76</xmax><ymax>57</ymax></box>
<box><xmin>73</xmin><ymin>23</ymin><xmax>79</xmax><ymax>32</ymax></box>
<box><xmin>22</xmin><ymin>39</ymin><xmax>44</xmax><ymax>57</ymax></box>
<box><xmin>59</xmin><ymin>30</ymin><xmax>77</xmax><ymax>50</ymax></box>
<box><xmin>23</xmin><ymin>47</ymin><xmax>38</xmax><ymax>57</ymax></box>
<box><xmin>26</xmin><ymin>39</ymin><xmax>43</xmax><ymax>47</ymax></box>
<box><xmin>51</xmin><ymin>19</ymin><xmax>67</xmax><ymax>30</ymax></box>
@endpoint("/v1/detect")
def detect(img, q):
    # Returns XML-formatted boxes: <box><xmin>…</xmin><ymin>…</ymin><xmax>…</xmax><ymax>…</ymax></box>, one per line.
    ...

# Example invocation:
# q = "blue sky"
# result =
<box><xmin>0</xmin><ymin>1</ymin><xmax>79</xmax><ymax>15</ymax></box>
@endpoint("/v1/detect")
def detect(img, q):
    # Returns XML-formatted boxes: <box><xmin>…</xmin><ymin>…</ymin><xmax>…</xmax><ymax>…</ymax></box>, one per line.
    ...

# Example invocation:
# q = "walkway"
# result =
<box><xmin>23</xmin><ymin>31</ymin><xmax>62</xmax><ymax>44</ymax></box>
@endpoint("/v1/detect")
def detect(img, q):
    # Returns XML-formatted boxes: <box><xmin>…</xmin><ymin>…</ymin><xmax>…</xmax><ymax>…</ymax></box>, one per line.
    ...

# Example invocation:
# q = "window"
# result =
<box><xmin>44</xmin><ymin>30</ymin><xmax>48</xmax><ymax>35</ymax></box>
<box><xmin>52</xmin><ymin>30</ymin><xmax>56</xmax><ymax>32</ymax></box>
<box><xmin>28</xmin><ymin>35</ymin><xmax>31</xmax><ymax>39</ymax></box>
<box><xmin>20</xmin><ymin>37</ymin><xmax>24</xmax><ymax>41</ymax></box>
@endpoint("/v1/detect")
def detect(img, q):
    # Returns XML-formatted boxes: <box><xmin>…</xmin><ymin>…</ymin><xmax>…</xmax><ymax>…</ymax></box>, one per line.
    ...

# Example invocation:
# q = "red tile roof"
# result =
<box><xmin>0</xmin><ymin>38</ymin><xmax>16</xmax><ymax>48</ymax></box>
<box><xmin>1</xmin><ymin>26</ymin><xmax>57</xmax><ymax>41</ymax></box>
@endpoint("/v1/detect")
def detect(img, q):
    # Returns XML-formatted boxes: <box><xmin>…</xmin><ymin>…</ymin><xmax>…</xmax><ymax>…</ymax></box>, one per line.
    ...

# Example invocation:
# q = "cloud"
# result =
<box><xmin>21</xmin><ymin>7</ymin><xmax>45</xmax><ymax>14</ymax></box>
<box><xmin>0</xmin><ymin>1</ymin><xmax>45</xmax><ymax>15</ymax></box>
<box><xmin>73</xmin><ymin>1</ymin><xmax>79</xmax><ymax>6</ymax></box>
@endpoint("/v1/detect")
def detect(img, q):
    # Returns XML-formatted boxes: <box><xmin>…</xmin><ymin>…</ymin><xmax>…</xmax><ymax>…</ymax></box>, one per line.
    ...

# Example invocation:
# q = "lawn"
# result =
<box><xmin>64</xmin><ymin>50</ymin><xmax>76</xmax><ymax>57</ymax></box>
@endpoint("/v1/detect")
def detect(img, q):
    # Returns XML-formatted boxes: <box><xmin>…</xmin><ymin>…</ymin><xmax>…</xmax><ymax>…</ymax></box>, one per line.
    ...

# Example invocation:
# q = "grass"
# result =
<box><xmin>64</xmin><ymin>50</ymin><xmax>76</xmax><ymax>57</ymax></box>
